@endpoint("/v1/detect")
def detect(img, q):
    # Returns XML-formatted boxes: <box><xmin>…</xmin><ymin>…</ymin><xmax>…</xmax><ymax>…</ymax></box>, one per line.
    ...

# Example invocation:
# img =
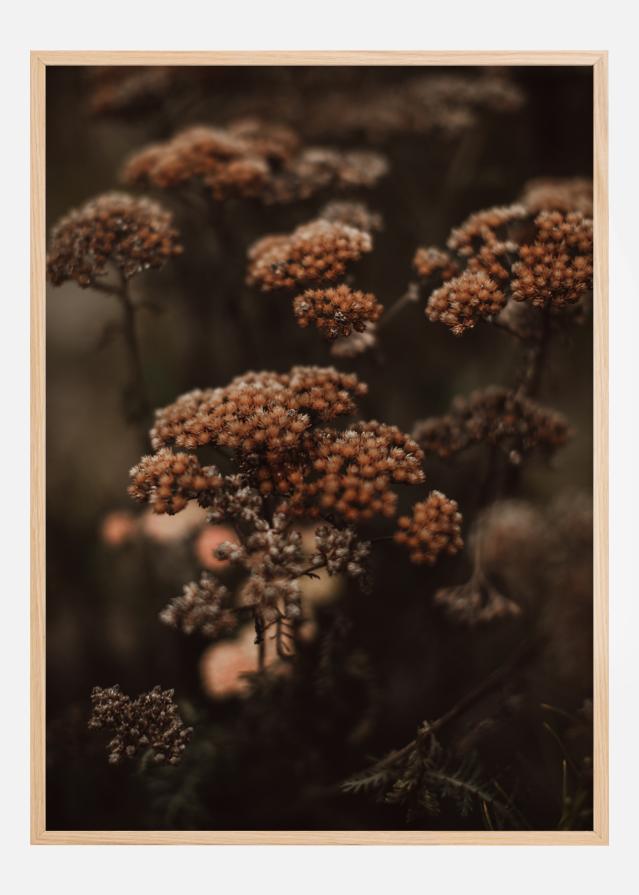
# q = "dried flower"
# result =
<box><xmin>88</xmin><ymin>685</ymin><xmax>192</xmax><ymax>766</ymax></box>
<box><xmin>413</xmin><ymin>387</ymin><xmax>571</xmax><ymax>464</ymax></box>
<box><xmin>319</xmin><ymin>200</ymin><xmax>383</xmax><ymax>233</ymax></box>
<box><xmin>293</xmin><ymin>285</ymin><xmax>383</xmax><ymax>341</ymax></box>
<box><xmin>511</xmin><ymin>210</ymin><xmax>593</xmax><ymax>309</ymax></box>
<box><xmin>122</xmin><ymin>122</ymin><xmax>387</xmax><ymax>205</ymax></box>
<box><xmin>520</xmin><ymin>177</ymin><xmax>593</xmax><ymax>216</ymax></box>
<box><xmin>88</xmin><ymin>67</ymin><xmax>173</xmax><ymax>117</ymax></box>
<box><xmin>426</xmin><ymin>270</ymin><xmax>506</xmax><ymax>335</ymax></box>
<box><xmin>274</xmin><ymin>422</ymin><xmax>425</xmax><ymax>522</ymax></box>
<box><xmin>160</xmin><ymin>572</ymin><xmax>237</xmax><ymax>638</ymax></box>
<box><xmin>447</xmin><ymin>204</ymin><xmax>527</xmax><ymax>256</ymax></box>
<box><xmin>434</xmin><ymin>578</ymin><xmax>522</xmax><ymax>625</ymax></box>
<box><xmin>128</xmin><ymin>447</ymin><xmax>223</xmax><ymax>514</ymax></box>
<box><xmin>47</xmin><ymin>192</ymin><xmax>182</xmax><ymax>288</ymax></box>
<box><xmin>246</xmin><ymin>219</ymin><xmax>372</xmax><ymax>291</ymax></box>
<box><xmin>149</xmin><ymin>367</ymin><xmax>367</xmax><ymax>456</ymax></box>
<box><xmin>314</xmin><ymin>523</ymin><xmax>371</xmax><ymax>581</ymax></box>
<box><xmin>413</xmin><ymin>246</ymin><xmax>459</xmax><ymax>282</ymax></box>
<box><xmin>394</xmin><ymin>491</ymin><xmax>463</xmax><ymax>565</ymax></box>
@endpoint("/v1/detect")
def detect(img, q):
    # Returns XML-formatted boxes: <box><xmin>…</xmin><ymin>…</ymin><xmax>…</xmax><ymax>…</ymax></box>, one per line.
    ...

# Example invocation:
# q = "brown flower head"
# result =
<box><xmin>128</xmin><ymin>447</ymin><xmax>223</xmax><ymax>514</ymax></box>
<box><xmin>293</xmin><ymin>285</ymin><xmax>384</xmax><ymax>341</ymax></box>
<box><xmin>426</xmin><ymin>270</ymin><xmax>506</xmax><ymax>335</ymax></box>
<box><xmin>246</xmin><ymin>219</ymin><xmax>373</xmax><ymax>292</ymax></box>
<box><xmin>88</xmin><ymin>685</ymin><xmax>192</xmax><ymax>766</ymax></box>
<box><xmin>520</xmin><ymin>177</ymin><xmax>593</xmax><ymax>216</ymax></box>
<box><xmin>274</xmin><ymin>421</ymin><xmax>425</xmax><ymax>522</ymax></box>
<box><xmin>447</xmin><ymin>204</ymin><xmax>527</xmax><ymax>256</ymax></box>
<box><xmin>319</xmin><ymin>200</ymin><xmax>383</xmax><ymax>233</ymax></box>
<box><xmin>47</xmin><ymin>192</ymin><xmax>182</xmax><ymax>288</ymax></box>
<box><xmin>413</xmin><ymin>246</ymin><xmax>459</xmax><ymax>282</ymax></box>
<box><xmin>160</xmin><ymin>572</ymin><xmax>237</xmax><ymax>639</ymax></box>
<box><xmin>149</xmin><ymin>367</ymin><xmax>367</xmax><ymax>458</ymax></box>
<box><xmin>413</xmin><ymin>386</ymin><xmax>571</xmax><ymax>464</ymax></box>
<box><xmin>511</xmin><ymin>210</ymin><xmax>593</xmax><ymax>309</ymax></box>
<box><xmin>394</xmin><ymin>491</ymin><xmax>463</xmax><ymax>565</ymax></box>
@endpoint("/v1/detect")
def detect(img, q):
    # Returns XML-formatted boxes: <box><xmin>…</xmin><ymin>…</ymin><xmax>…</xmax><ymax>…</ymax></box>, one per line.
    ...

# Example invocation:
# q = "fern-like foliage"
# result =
<box><xmin>342</xmin><ymin>723</ymin><xmax>520</xmax><ymax>827</ymax></box>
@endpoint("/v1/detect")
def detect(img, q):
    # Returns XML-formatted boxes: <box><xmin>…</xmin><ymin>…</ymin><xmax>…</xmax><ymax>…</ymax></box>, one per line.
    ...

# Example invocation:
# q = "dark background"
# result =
<box><xmin>46</xmin><ymin>65</ymin><xmax>593</xmax><ymax>831</ymax></box>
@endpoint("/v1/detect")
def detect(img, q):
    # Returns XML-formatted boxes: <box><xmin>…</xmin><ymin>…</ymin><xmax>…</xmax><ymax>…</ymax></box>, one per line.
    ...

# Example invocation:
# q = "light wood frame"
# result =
<box><xmin>30</xmin><ymin>50</ymin><xmax>609</xmax><ymax>846</ymax></box>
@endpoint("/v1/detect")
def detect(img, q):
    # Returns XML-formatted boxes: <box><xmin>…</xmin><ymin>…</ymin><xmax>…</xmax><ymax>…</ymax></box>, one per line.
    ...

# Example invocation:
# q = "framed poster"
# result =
<box><xmin>31</xmin><ymin>51</ymin><xmax>608</xmax><ymax>844</ymax></box>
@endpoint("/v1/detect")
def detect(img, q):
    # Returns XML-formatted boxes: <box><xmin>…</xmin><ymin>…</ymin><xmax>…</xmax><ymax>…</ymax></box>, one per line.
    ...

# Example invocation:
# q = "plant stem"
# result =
<box><xmin>520</xmin><ymin>304</ymin><xmax>552</xmax><ymax>397</ymax></box>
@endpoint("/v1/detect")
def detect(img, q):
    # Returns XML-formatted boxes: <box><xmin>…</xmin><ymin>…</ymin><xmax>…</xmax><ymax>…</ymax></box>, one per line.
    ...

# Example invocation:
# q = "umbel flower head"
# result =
<box><xmin>122</xmin><ymin>120</ymin><xmax>387</xmax><ymax>205</ymax></box>
<box><xmin>88</xmin><ymin>685</ymin><xmax>192</xmax><ymax>766</ymax></box>
<box><xmin>414</xmin><ymin>199</ymin><xmax>593</xmax><ymax>335</ymax></box>
<box><xmin>519</xmin><ymin>176</ymin><xmax>593</xmax><ymax>216</ymax></box>
<box><xmin>160</xmin><ymin>572</ymin><xmax>238</xmax><ymax>638</ymax></box>
<box><xmin>128</xmin><ymin>447</ymin><xmax>224</xmax><ymax>514</ymax></box>
<box><xmin>247</xmin><ymin>219</ymin><xmax>373</xmax><ymax>292</ymax></box>
<box><xmin>413</xmin><ymin>386</ymin><xmax>571</xmax><ymax>465</ymax></box>
<box><xmin>394</xmin><ymin>491</ymin><xmax>464</xmax><ymax>565</ymax></box>
<box><xmin>46</xmin><ymin>192</ymin><xmax>182</xmax><ymax>288</ymax></box>
<box><xmin>149</xmin><ymin>366</ymin><xmax>367</xmax><ymax>456</ymax></box>
<box><xmin>293</xmin><ymin>285</ymin><xmax>384</xmax><ymax>341</ymax></box>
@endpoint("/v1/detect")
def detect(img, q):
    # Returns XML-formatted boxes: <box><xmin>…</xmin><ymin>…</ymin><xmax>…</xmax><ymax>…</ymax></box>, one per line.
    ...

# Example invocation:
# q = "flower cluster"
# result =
<box><xmin>293</xmin><ymin>285</ymin><xmax>384</xmax><ymax>341</ymax></box>
<box><xmin>433</xmin><ymin>579</ymin><xmax>521</xmax><ymax>625</ymax></box>
<box><xmin>128</xmin><ymin>447</ymin><xmax>223</xmax><ymax>514</ymax></box>
<box><xmin>314</xmin><ymin>524</ymin><xmax>371</xmax><ymax>581</ymax></box>
<box><xmin>330</xmin><ymin>323</ymin><xmax>379</xmax><ymax>359</ymax></box>
<box><xmin>88</xmin><ymin>685</ymin><xmax>192</xmax><ymax>766</ymax></box>
<box><xmin>160</xmin><ymin>573</ymin><xmax>237</xmax><ymax>638</ymax></box>
<box><xmin>319</xmin><ymin>200</ymin><xmax>383</xmax><ymax>233</ymax></box>
<box><xmin>413</xmin><ymin>387</ymin><xmax>571</xmax><ymax>464</ymax></box>
<box><xmin>394</xmin><ymin>491</ymin><xmax>463</xmax><ymax>565</ymax></box>
<box><xmin>88</xmin><ymin>67</ymin><xmax>173</xmax><ymax>118</ymax></box>
<box><xmin>511</xmin><ymin>210</ymin><xmax>593</xmax><ymax>310</ymax></box>
<box><xmin>426</xmin><ymin>270</ymin><xmax>506</xmax><ymax>335</ymax></box>
<box><xmin>122</xmin><ymin>121</ymin><xmax>387</xmax><ymax>204</ymax></box>
<box><xmin>271</xmin><ymin>422</ymin><xmax>426</xmax><ymax>523</ymax></box>
<box><xmin>247</xmin><ymin>219</ymin><xmax>373</xmax><ymax>292</ymax></box>
<box><xmin>520</xmin><ymin>177</ymin><xmax>593</xmax><ymax>216</ymax></box>
<box><xmin>149</xmin><ymin>367</ymin><xmax>367</xmax><ymax>456</ymax></box>
<box><xmin>47</xmin><ymin>192</ymin><xmax>182</xmax><ymax>287</ymax></box>
<box><xmin>414</xmin><ymin>199</ymin><xmax>593</xmax><ymax>334</ymax></box>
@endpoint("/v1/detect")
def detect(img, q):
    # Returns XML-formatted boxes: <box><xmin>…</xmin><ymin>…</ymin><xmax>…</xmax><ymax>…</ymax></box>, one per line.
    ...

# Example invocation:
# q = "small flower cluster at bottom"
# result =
<box><xmin>394</xmin><ymin>491</ymin><xmax>463</xmax><ymax>565</ymax></box>
<box><xmin>88</xmin><ymin>685</ymin><xmax>192</xmax><ymax>766</ymax></box>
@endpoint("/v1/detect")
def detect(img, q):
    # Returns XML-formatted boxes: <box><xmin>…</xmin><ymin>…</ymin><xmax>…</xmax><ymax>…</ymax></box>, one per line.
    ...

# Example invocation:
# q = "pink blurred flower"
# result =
<box><xmin>199</xmin><ymin>623</ymin><xmax>287</xmax><ymax>699</ymax></box>
<box><xmin>100</xmin><ymin>510</ymin><xmax>137</xmax><ymax>547</ymax></box>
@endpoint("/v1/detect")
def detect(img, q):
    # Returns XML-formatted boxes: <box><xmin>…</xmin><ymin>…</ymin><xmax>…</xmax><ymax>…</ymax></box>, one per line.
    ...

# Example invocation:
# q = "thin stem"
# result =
<box><xmin>519</xmin><ymin>304</ymin><xmax>552</xmax><ymax>398</ymax></box>
<box><xmin>377</xmin><ymin>286</ymin><xmax>419</xmax><ymax>332</ymax></box>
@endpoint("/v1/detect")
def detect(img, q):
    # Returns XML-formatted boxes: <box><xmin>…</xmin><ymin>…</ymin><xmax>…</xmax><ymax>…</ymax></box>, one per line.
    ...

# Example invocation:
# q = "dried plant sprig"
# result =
<box><xmin>314</xmin><ymin>524</ymin><xmax>371</xmax><ymax>581</ymax></box>
<box><xmin>413</xmin><ymin>246</ymin><xmax>459</xmax><ymax>282</ymax></box>
<box><xmin>47</xmin><ymin>192</ymin><xmax>182</xmax><ymax>288</ymax></box>
<box><xmin>149</xmin><ymin>367</ymin><xmax>367</xmax><ymax>456</ymax></box>
<box><xmin>122</xmin><ymin>122</ymin><xmax>387</xmax><ymax>205</ymax></box>
<box><xmin>434</xmin><ymin>579</ymin><xmax>522</xmax><ymax>626</ymax></box>
<box><xmin>413</xmin><ymin>387</ymin><xmax>571</xmax><ymax>465</ymax></box>
<box><xmin>293</xmin><ymin>285</ymin><xmax>384</xmax><ymax>341</ymax></box>
<box><xmin>394</xmin><ymin>491</ymin><xmax>463</xmax><ymax>565</ymax></box>
<box><xmin>128</xmin><ymin>447</ymin><xmax>223</xmax><ymax>514</ymax></box>
<box><xmin>511</xmin><ymin>210</ymin><xmax>593</xmax><ymax>310</ymax></box>
<box><xmin>247</xmin><ymin>219</ymin><xmax>373</xmax><ymax>292</ymax></box>
<box><xmin>447</xmin><ymin>204</ymin><xmax>527</xmax><ymax>256</ymax></box>
<box><xmin>88</xmin><ymin>685</ymin><xmax>192</xmax><ymax>766</ymax></box>
<box><xmin>160</xmin><ymin>572</ymin><xmax>237</xmax><ymax>638</ymax></box>
<box><xmin>426</xmin><ymin>270</ymin><xmax>506</xmax><ymax>335</ymax></box>
<box><xmin>519</xmin><ymin>177</ymin><xmax>593</xmax><ymax>216</ymax></box>
<box><xmin>319</xmin><ymin>200</ymin><xmax>383</xmax><ymax>233</ymax></box>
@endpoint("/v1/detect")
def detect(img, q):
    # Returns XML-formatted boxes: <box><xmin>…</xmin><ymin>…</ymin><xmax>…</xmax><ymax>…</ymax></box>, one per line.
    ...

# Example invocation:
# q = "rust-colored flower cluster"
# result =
<box><xmin>247</xmin><ymin>219</ymin><xmax>373</xmax><ymax>292</ymax></box>
<box><xmin>128</xmin><ymin>447</ymin><xmax>223</xmax><ymax>514</ymax></box>
<box><xmin>88</xmin><ymin>685</ymin><xmax>192</xmax><ymax>766</ymax></box>
<box><xmin>426</xmin><ymin>270</ymin><xmax>506</xmax><ymax>335</ymax></box>
<box><xmin>413</xmin><ymin>387</ymin><xmax>571</xmax><ymax>464</ymax></box>
<box><xmin>271</xmin><ymin>422</ymin><xmax>426</xmax><ymax>523</ymax></box>
<box><xmin>47</xmin><ymin>192</ymin><xmax>182</xmax><ymax>288</ymax></box>
<box><xmin>293</xmin><ymin>285</ymin><xmax>384</xmax><ymax>341</ymax></box>
<box><xmin>122</xmin><ymin>121</ymin><xmax>387</xmax><ymax>204</ymax></box>
<box><xmin>414</xmin><ymin>199</ymin><xmax>593</xmax><ymax>334</ymax></box>
<box><xmin>149</xmin><ymin>367</ymin><xmax>366</xmax><ymax>456</ymax></box>
<box><xmin>511</xmin><ymin>210</ymin><xmax>593</xmax><ymax>310</ymax></box>
<box><xmin>319</xmin><ymin>200</ymin><xmax>383</xmax><ymax>234</ymax></box>
<box><xmin>394</xmin><ymin>491</ymin><xmax>463</xmax><ymax>565</ymax></box>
